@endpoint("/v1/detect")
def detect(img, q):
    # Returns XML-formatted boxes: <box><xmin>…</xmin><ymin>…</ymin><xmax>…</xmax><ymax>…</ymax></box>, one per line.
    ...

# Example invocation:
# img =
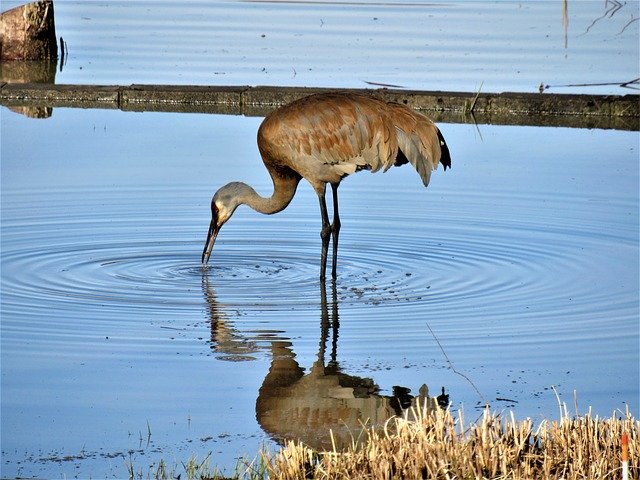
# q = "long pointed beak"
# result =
<box><xmin>202</xmin><ymin>220</ymin><xmax>219</xmax><ymax>265</ymax></box>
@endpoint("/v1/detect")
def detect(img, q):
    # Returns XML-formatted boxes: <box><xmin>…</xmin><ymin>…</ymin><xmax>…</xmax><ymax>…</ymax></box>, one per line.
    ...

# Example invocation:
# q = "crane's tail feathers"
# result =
<box><xmin>395</xmin><ymin>130</ymin><xmax>435</xmax><ymax>187</ymax></box>
<box><xmin>386</xmin><ymin>103</ymin><xmax>451</xmax><ymax>187</ymax></box>
<box><xmin>437</xmin><ymin>128</ymin><xmax>452</xmax><ymax>171</ymax></box>
<box><xmin>393</xmin><ymin>125</ymin><xmax>443</xmax><ymax>187</ymax></box>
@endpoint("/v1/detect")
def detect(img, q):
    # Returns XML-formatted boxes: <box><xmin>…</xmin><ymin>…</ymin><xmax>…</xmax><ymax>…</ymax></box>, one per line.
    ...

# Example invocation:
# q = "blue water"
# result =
<box><xmin>1</xmin><ymin>107</ymin><xmax>637</xmax><ymax>478</ymax></box>
<box><xmin>1</xmin><ymin>1</ymin><xmax>639</xmax><ymax>478</ymax></box>
<box><xmin>1</xmin><ymin>0</ymin><xmax>639</xmax><ymax>93</ymax></box>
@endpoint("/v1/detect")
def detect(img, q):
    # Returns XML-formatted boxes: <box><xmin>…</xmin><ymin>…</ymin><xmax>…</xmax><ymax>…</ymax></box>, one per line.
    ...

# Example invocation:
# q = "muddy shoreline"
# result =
<box><xmin>1</xmin><ymin>82</ymin><xmax>638</xmax><ymax>130</ymax></box>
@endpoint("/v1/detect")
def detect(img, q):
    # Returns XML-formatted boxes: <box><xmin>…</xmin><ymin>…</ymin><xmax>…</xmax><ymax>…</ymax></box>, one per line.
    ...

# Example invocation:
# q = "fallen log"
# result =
<box><xmin>1</xmin><ymin>83</ymin><xmax>637</xmax><ymax>130</ymax></box>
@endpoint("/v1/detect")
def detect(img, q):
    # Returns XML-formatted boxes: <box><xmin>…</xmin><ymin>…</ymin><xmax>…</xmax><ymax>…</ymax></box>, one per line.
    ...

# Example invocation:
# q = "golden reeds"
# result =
<box><xmin>264</xmin><ymin>403</ymin><xmax>638</xmax><ymax>480</ymax></box>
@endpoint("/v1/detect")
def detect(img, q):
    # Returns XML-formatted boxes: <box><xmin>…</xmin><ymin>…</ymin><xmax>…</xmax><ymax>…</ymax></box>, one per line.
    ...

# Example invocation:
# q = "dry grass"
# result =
<box><xmin>263</xmin><ymin>403</ymin><xmax>638</xmax><ymax>480</ymax></box>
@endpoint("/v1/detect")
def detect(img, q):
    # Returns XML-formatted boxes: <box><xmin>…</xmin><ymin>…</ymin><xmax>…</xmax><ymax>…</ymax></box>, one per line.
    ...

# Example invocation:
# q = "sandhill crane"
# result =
<box><xmin>202</xmin><ymin>92</ymin><xmax>451</xmax><ymax>280</ymax></box>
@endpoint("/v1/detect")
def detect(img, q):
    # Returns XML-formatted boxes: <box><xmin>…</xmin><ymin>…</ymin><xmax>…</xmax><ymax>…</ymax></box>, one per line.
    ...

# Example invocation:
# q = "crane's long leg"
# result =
<box><xmin>330</xmin><ymin>183</ymin><xmax>341</xmax><ymax>280</ymax></box>
<box><xmin>318</xmin><ymin>192</ymin><xmax>331</xmax><ymax>281</ymax></box>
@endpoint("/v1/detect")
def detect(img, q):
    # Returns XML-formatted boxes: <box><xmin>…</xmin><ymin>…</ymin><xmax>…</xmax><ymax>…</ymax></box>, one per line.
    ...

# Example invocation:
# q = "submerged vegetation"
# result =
<box><xmin>131</xmin><ymin>402</ymin><xmax>638</xmax><ymax>480</ymax></box>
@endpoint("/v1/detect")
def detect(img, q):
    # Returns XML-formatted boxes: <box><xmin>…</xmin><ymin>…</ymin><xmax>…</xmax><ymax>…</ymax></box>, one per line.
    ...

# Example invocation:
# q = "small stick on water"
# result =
<box><xmin>542</xmin><ymin>77</ymin><xmax>640</xmax><ymax>91</ymax></box>
<box><xmin>618</xmin><ymin>16</ymin><xmax>639</xmax><ymax>35</ymax></box>
<box><xmin>426</xmin><ymin>323</ymin><xmax>488</xmax><ymax>406</ymax></box>
<box><xmin>59</xmin><ymin>36</ymin><xmax>65</xmax><ymax>71</ymax></box>
<box><xmin>145</xmin><ymin>420</ymin><xmax>152</xmax><ymax>448</ymax></box>
<box><xmin>362</xmin><ymin>80</ymin><xmax>406</xmax><ymax>88</ymax></box>
<box><xmin>466</xmin><ymin>81</ymin><xmax>484</xmax><ymax>114</ymax></box>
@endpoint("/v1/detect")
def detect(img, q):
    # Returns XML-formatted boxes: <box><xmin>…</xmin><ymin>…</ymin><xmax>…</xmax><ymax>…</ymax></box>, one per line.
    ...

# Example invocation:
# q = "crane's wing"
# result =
<box><xmin>384</xmin><ymin>102</ymin><xmax>444</xmax><ymax>187</ymax></box>
<box><xmin>259</xmin><ymin>94</ymin><xmax>399</xmax><ymax>185</ymax></box>
<box><xmin>258</xmin><ymin>93</ymin><xmax>449</xmax><ymax>190</ymax></box>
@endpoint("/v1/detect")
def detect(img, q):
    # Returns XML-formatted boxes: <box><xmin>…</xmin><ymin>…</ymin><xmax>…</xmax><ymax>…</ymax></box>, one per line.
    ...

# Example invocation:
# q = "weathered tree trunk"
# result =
<box><xmin>0</xmin><ymin>0</ymin><xmax>57</xmax><ymax>61</ymax></box>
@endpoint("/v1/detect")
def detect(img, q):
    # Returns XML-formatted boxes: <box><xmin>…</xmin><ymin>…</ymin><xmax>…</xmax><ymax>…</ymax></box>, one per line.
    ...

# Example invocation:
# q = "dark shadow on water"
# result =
<box><xmin>201</xmin><ymin>273</ymin><xmax>450</xmax><ymax>451</ymax></box>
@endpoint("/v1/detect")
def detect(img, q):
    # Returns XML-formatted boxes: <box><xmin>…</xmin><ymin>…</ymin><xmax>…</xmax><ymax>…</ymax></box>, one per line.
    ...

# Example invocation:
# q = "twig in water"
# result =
<box><xmin>579</xmin><ymin>0</ymin><xmax>623</xmax><ymax>36</ymax></box>
<box><xmin>464</xmin><ymin>81</ymin><xmax>483</xmax><ymax>114</ymax></box>
<box><xmin>59</xmin><ymin>36</ymin><xmax>65</xmax><ymax>72</ymax></box>
<box><xmin>426</xmin><ymin>323</ymin><xmax>488</xmax><ymax>406</ymax></box>
<box><xmin>618</xmin><ymin>15</ymin><xmax>639</xmax><ymax>34</ymax></box>
<box><xmin>542</xmin><ymin>77</ymin><xmax>640</xmax><ymax>91</ymax></box>
<box><xmin>562</xmin><ymin>0</ymin><xmax>569</xmax><ymax>49</ymax></box>
<box><xmin>146</xmin><ymin>420</ymin><xmax>152</xmax><ymax>448</ymax></box>
<box><xmin>362</xmin><ymin>80</ymin><xmax>406</xmax><ymax>88</ymax></box>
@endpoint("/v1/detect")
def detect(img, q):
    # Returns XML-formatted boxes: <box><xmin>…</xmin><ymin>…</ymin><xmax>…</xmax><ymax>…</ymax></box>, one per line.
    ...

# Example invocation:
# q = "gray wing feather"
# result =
<box><xmin>395</xmin><ymin>129</ymin><xmax>434</xmax><ymax>187</ymax></box>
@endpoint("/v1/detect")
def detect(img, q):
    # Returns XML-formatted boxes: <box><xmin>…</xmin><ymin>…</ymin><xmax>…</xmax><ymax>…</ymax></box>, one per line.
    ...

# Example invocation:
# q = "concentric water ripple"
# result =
<box><xmin>3</xmin><ymin>185</ymin><xmax>634</xmax><ymax>333</ymax></box>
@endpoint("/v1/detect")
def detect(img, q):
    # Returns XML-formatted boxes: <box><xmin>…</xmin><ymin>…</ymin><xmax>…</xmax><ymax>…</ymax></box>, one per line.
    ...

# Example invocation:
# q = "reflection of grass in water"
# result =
<box><xmin>126</xmin><ymin>400</ymin><xmax>638</xmax><ymax>479</ymax></box>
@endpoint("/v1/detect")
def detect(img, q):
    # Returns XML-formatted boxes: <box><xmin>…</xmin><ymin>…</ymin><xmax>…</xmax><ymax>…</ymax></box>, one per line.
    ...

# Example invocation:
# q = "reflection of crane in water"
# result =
<box><xmin>202</xmin><ymin>275</ymin><xmax>262</xmax><ymax>360</ymax></box>
<box><xmin>201</xmin><ymin>274</ymin><xmax>450</xmax><ymax>451</ymax></box>
<box><xmin>202</xmin><ymin>92</ymin><xmax>451</xmax><ymax>279</ymax></box>
<box><xmin>255</xmin><ymin>282</ymin><xmax>441</xmax><ymax>450</ymax></box>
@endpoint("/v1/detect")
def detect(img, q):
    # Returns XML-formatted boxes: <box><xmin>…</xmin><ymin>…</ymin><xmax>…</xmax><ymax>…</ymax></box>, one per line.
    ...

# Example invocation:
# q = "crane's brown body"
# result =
<box><xmin>203</xmin><ymin>92</ymin><xmax>451</xmax><ymax>279</ymax></box>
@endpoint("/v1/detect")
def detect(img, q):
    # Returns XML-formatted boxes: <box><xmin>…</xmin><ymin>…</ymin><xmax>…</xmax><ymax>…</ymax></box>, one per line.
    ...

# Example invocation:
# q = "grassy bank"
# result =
<box><xmin>133</xmin><ymin>402</ymin><xmax>638</xmax><ymax>480</ymax></box>
<box><xmin>265</xmin><ymin>404</ymin><xmax>637</xmax><ymax>480</ymax></box>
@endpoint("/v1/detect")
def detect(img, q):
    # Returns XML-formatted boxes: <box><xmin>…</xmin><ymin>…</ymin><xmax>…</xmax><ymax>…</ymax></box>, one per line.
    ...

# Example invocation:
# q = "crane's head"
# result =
<box><xmin>201</xmin><ymin>183</ymin><xmax>243</xmax><ymax>265</ymax></box>
<box><xmin>201</xmin><ymin>202</ymin><xmax>223</xmax><ymax>265</ymax></box>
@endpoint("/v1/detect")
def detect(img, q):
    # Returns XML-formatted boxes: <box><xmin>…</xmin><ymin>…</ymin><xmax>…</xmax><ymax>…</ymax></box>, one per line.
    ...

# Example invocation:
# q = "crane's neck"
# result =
<box><xmin>234</xmin><ymin>174</ymin><xmax>300</xmax><ymax>215</ymax></box>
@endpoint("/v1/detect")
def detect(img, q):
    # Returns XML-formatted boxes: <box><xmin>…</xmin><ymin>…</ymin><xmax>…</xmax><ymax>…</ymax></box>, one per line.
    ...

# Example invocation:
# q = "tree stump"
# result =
<box><xmin>0</xmin><ymin>0</ymin><xmax>57</xmax><ymax>61</ymax></box>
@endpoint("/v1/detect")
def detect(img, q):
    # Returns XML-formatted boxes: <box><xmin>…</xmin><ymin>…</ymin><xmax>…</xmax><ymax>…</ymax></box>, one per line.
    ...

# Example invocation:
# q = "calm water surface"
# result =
<box><xmin>1</xmin><ymin>107</ymin><xmax>638</xmax><ymax>478</ymax></box>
